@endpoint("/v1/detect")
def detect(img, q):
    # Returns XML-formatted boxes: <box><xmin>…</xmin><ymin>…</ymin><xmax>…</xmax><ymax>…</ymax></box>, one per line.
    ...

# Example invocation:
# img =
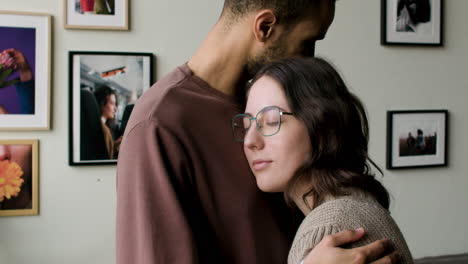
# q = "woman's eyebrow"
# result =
<box><xmin>244</xmin><ymin>105</ymin><xmax>290</xmax><ymax>115</ymax></box>
<box><xmin>274</xmin><ymin>105</ymin><xmax>290</xmax><ymax>112</ymax></box>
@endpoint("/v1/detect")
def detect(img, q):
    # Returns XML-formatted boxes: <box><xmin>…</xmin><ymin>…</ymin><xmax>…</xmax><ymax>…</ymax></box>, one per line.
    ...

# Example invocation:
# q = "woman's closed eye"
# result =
<box><xmin>266</xmin><ymin>121</ymin><xmax>280</xmax><ymax>127</ymax></box>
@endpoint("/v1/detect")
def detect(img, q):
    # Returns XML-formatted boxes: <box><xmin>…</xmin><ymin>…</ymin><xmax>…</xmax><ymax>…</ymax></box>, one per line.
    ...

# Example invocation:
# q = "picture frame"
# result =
<box><xmin>0</xmin><ymin>139</ymin><xmax>39</xmax><ymax>217</ymax></box>
<box><xmin>387</xmin><ymin>110</ymin><xmax>448</xmax><ymax>169</ymax></box>
<box><xmin>0</xmin><ymin>11</ymin><xmax>52</xmax><ymax>130</ymax></box>
<box><xmin>64</xmin><ymin>0</ymin><xmax>129</xmax><ymax>30</ymax></box>
<box><xmin>381</xmin><ymin>0</ymin><xmax>443</xmax><ymax>46</ymax></box>
<box><xmin>69</xmin><ymin>51</ymin><xmax>153</xmax><ymax>166</ymax></box>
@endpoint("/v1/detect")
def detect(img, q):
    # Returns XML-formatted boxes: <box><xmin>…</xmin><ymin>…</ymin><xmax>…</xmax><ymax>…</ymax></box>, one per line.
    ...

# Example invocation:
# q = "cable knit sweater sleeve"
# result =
<box><xmin>288</xmin><ymin>224</ymin><xmax>342</xmax><ymax>264</ymax></box>
<box><xmin>287</xmin><ymin>194</ymin><xmax>414</xmax><ymax>264</ymax></box>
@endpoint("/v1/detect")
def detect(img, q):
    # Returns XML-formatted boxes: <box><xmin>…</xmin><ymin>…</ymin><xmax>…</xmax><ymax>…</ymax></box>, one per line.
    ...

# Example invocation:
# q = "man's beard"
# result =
<box><xmin>245</xmin><ymin>35</ymin><xmax>288</xmax><ymax>80</ymax></box>
<box><xmin>234</xmin><ymin>33</ymin><xmax>288</xmax><ymax>105</ymax></box>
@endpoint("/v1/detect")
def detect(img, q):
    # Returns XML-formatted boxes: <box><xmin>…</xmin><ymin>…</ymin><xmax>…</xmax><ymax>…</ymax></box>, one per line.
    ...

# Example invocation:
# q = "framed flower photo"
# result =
<box><xmin>387</xmin><ymin>110</ymin><xmax>448</xmax><ymax>169</ymax></box>
<box><xmin>0</xmin><ymin>139</ymin><xmax>39</xmax><ymax>217</ymax></box>
<box><xmin>64</xmin><ymin>0</ymin><xmax>129</xmax><ymax>30</ymax></box>
<box><xmin>381</xmin><ymin>0</ymin><xmax>443</xmax><ymax>45</ymax></box>
<box><xmin>0</xmin><ymin>11</ymin><xmax>52</xmax><ymax>130</ymax></box>
<box><xmin>69</xmin><ymin>51</ymin><xmax>153</xmax><ymax>166</ymax></box>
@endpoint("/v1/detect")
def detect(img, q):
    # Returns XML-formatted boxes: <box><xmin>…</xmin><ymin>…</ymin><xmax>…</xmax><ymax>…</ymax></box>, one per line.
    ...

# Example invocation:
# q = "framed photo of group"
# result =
<box><xmin>64</xmin><ymin>0</ymin><xmax>129</xmax><ymax>30</ymax></box>
<box><xmin>69</xmin><ymin>51</ymin><xmax>153</xmax><ymax>166</ymax></box>
<box><xmin>381</xmin><ymin>0</ymin><xmax>443</xmax><ymax>45</ymax></box>
<box><xmin>0</xmin><ymin>139</ymin><xmax>39</xmax><ymax>217</ymax></box>
<box><xmin>387</xmin><ymin>110</ymin><xmax>448</xmax><ymax>169</ymax></box>
<box><xmin>0</xmin><ymin>11</ymin><xmax>52</xmax><ymax>130</ymax></box>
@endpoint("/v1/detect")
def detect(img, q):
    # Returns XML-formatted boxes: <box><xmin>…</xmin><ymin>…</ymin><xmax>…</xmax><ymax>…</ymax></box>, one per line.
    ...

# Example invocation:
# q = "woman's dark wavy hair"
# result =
<box><xmin>250</xmin><ymin>57</ymin><xmax>390</xmax><ymax>210</ymax></box>
<box><xmin>94</xmin><ymin>85</ymin><xmax>118</xmax><ymax>126</ymax></box>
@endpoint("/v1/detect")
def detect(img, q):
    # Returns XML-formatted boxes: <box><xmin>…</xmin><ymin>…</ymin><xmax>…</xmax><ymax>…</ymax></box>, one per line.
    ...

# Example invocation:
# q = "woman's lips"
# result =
<box><xmin>252</xmin><ymin>160</ymin><xmax>273</xmax><ymax>171</ymax></box>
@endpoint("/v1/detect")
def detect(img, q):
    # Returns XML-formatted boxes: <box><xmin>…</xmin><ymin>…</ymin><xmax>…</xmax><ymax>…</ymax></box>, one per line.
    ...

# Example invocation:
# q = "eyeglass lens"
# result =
<box><xmin>232</xmin><ymin>107</ymin><xmax>281</xmax><ymax>141</ymax></box>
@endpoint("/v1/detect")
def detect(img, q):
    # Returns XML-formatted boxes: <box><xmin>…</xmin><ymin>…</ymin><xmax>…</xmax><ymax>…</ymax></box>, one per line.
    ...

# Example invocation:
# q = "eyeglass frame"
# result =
<box><xmin>231</xmin><ymin>106</ymin><xmax>294</xmax><ymax>142</ymax></box>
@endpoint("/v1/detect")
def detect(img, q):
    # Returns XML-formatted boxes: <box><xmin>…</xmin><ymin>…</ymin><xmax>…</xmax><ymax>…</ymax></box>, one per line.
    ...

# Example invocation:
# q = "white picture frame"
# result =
<box><xmin>0</xmin><ymin>11</ymin><xmax>52</xmax><ymax>130</ymax></box>
<box><xmin>64</xmin><ymin>0</ymin><xmax>129</xmax><ymax>30</ymax></box>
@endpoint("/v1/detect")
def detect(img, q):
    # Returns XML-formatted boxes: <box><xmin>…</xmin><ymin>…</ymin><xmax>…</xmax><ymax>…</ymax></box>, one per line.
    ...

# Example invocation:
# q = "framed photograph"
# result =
<box><xmin>64</xmin><ymin>0</ymin><xmax>129</xmax><ymax>30</ymax></box>
<box><xmin>381</xmin><ymin>0</ymin><xmax>443</xmax><ymax>45</ymax></box>
<box><xmin>69</xmin><ymin>51</ymin><xmax>153</xmax><ymax>166</ymax></box>
<box><xmin>0</xmin><ymin>139</ymin><xmax>39</xmax><ymax>217</ymax></box>
<box><xmin>387</xmin><ymin>110</ymin><xmax>448</xmax><ymax>169</ymax></box>
<box><xmin>0</xmin><ymin>11</ymin><xmax>52</xmax><ymax>130</ymax></box>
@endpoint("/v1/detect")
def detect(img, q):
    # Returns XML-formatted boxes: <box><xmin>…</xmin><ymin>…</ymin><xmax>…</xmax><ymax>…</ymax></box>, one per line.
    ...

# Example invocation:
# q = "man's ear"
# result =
<box><xmin>252</xmin><ymin>10</ymin><xmax>278</xmax><ymax>43</ymax></box>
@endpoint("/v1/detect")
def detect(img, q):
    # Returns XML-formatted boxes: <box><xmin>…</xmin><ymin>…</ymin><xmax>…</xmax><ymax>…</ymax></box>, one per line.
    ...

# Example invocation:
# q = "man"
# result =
<box><xmin>117</xmin><ymin>1</ymin><xmax>398</xmax><ymax>263</ymax></box>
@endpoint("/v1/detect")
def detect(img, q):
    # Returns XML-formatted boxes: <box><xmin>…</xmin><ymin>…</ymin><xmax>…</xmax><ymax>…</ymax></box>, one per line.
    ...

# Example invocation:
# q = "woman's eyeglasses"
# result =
<box><xmin>231</xmin><ymin>106</ymin><xmax>294</xmax><ymax>142</ymax></box>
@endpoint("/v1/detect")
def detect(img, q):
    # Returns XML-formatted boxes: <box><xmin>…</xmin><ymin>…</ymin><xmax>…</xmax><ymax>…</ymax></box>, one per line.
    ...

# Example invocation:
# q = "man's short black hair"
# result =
<box><xmin>222</xmin><ymin>0</ymin><xmax>322</xmax><ymax>25</ymax></box>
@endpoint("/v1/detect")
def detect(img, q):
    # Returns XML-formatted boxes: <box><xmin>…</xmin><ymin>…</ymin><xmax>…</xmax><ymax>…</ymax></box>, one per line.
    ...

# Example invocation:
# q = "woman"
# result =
<box><xmin>94</xmin><ymin>85</ymin><xmax>122</xmax><ymax>159</ymax></box>
<box><xmin>232</xmin><ymin>58</ymin><xmax>413</xmax><ymax>264</ymax></box>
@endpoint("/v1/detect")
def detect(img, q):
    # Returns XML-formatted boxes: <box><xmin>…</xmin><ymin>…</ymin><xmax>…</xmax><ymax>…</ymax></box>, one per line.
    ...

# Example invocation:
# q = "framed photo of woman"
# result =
<box><xmin>69</xmin><ymin>51</ymin><xmax>153</xmax><ymax>165</ymax></box>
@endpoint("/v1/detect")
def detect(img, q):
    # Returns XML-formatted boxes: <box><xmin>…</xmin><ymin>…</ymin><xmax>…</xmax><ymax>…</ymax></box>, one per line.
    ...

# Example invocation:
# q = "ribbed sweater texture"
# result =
<box><xmin>288</xmin><ymin>194</ymin><xmax>414</xmax><ymax>264</ymax></box>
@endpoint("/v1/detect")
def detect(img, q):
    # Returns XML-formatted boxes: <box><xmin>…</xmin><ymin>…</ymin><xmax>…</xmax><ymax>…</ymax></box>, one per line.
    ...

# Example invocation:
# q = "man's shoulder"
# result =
<box><xmin>125</xmin><ymin>64</ymin><xmax>232</xmax><ymax>137</ymax></box>
<box><xmin>130</xmin><ymin>65</ymin><xmax>200</xmax><ymax>123</ymax></box>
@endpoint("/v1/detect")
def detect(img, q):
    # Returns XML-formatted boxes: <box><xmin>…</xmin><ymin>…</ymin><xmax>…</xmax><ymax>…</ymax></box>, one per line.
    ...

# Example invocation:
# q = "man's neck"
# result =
<box><xmin>187</xmin><ymin>18</ymin><xmax>251</xmax><ymax>96</ymax></box>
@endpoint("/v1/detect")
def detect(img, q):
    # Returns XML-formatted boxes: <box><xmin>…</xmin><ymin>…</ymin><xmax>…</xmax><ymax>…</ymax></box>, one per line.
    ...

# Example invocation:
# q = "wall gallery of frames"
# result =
<box><xmin>0</xmin><ymin>0</ymin><xmax>447</xmax><ymax>218</ymax></box>
<box><xmin>0</xmin><ymin>0</ymin><xmax>157</xmax><ymax>216</ymax></box>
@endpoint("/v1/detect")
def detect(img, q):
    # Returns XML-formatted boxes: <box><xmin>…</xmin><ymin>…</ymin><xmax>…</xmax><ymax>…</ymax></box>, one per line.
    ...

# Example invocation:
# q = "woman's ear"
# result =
<box><xmin>252</xmin><ymin>10</ymin><xmax>278</xmax><ymax>43</ymax></box>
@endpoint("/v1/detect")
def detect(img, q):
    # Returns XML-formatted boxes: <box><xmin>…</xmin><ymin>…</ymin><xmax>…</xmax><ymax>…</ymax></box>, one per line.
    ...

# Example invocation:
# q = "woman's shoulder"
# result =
<box><xmin>303</xmin><ymin>193</ymin><xmax>389</xmax><ymax>229</ymax></box>
<box><xmin>290</xmin><ymin>194</ymin><xmax>414</xmax><ymax>264</ymax></box>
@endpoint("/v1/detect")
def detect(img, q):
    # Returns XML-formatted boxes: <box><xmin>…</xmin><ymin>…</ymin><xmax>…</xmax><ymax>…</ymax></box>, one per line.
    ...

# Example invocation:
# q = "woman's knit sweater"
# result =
<box><xmin>288</xmin><ymin>193</ymin><xmax>413</xmax><ymax>264</ymax></box>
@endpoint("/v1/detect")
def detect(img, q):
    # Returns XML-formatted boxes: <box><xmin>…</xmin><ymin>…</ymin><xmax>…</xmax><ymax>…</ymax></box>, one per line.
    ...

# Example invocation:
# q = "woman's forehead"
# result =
<box><xmin>246</xmin><ymin>76</ymin><xmax>290</xmax><ymax>111</ymax></box>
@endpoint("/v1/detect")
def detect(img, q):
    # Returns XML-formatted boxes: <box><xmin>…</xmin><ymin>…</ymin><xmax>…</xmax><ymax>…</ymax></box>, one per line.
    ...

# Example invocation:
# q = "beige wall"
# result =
<box><xmin>321</xmin><ymin>0</ymin><xmax>468</xmax><ymax>258</ymax></box>
<box><xmin>1</xmin><ymin>0</ymin><xmax>467</xmax><ymax>263</ymax></box>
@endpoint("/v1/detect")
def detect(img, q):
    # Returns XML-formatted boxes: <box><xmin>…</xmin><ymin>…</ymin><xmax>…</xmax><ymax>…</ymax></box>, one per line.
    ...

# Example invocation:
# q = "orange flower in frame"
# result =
<box><xmin>0</xmin><ymin>160</ymin><xmax>24</xmax><ymax>202</ymax></box>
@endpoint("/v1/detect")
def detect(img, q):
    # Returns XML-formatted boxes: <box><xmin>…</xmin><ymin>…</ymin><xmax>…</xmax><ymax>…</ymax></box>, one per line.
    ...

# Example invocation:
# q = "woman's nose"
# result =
<box><xmin>243</xmin><ymin>125</ymin><xmax>265</xmax><ymax>150</ymax></box>
<box><xmin>0</xmin><ymin>145</ymin><xmax>11</xmax><ymax>161</ymax></box>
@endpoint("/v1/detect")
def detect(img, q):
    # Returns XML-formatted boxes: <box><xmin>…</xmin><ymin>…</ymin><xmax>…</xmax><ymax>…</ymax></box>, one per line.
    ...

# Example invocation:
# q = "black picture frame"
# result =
<box><xmin>69</xmin><ymin>51</ymin><xmax>154</xmax><ymax>166</ymax></box>
<box><xmin>381</xmin><ymin>0</ymin><xmax>444</xmax><ymax>46</ymax></box>
<box><xmin>387</xmin><ymin>110</ymin><xmax>448</xmax><ymax>169</ymax></box>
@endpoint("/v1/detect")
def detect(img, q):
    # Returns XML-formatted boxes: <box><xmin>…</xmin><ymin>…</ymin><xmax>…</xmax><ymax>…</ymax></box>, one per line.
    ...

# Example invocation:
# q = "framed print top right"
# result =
<box><xmin>381</xmin><ymin>0</ymin><xmax>443</xmax><ymax>45</ymax></box>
